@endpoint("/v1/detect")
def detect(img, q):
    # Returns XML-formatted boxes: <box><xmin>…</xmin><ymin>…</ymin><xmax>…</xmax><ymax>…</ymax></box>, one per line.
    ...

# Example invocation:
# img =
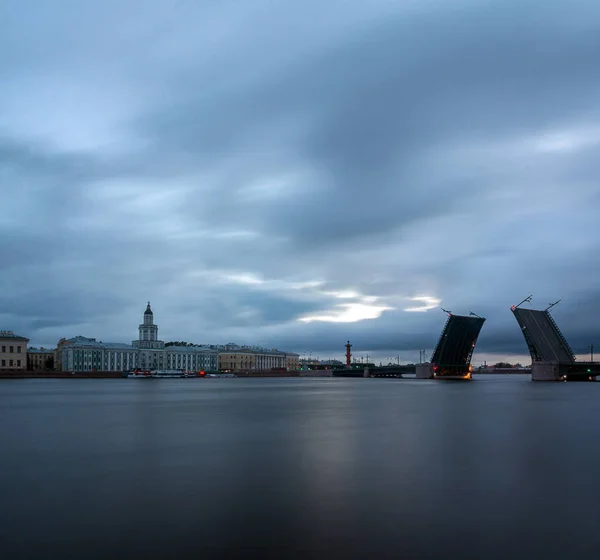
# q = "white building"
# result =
<box><xmin>61</xmin><ymin>338</ymin><xmax>138</xmax><ymax>372</ymax></box>
<box><xmin>61</xmin><ymin>303</ymin><xmax>218</xmax><ymax>372</ymax></box>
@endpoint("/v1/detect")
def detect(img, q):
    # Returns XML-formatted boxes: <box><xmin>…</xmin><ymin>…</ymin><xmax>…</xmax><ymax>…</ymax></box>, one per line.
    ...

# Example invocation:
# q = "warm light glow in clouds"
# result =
<box><xmin>188</xmin><ymin>268</ymin><xmax>394</xmax><ymax>324</ymax></box>
<box><xmin>404</xmin><ymin>296</ymin><xmax>441</xmax><ymax>312</ymax></box>
<box><xmin>298</xmin><ymin>302</ymin><xmax>394</xmax><ymax>323</ymax></box>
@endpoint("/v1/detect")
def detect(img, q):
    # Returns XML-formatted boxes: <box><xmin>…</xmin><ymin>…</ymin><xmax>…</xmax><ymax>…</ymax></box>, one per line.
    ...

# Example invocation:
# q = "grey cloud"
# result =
<box><xmin>2</xmin><ymin>0</ymin><xmax>600</xmax><ymax>361</ymax></box>
<box><xmin>166</xmin><ymin>285</ymin><xmax>327</xmax><ymax>328</ymax></box>
<box><xmin>134</xmin><ymin>0</ymin><xmax>600</xmax><ymax>253</ymax></box>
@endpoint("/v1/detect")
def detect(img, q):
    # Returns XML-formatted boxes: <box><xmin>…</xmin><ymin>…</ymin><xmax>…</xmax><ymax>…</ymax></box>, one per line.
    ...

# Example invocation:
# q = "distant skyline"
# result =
<box><xmin>18</xmin><ymin>300</ymin><xmax>589</xmax><ymax>368</ymax></box>
<box><xmin>2</xmin><ymin>0</ymin><xmax>599</xmax><ymax>366</ymax></box>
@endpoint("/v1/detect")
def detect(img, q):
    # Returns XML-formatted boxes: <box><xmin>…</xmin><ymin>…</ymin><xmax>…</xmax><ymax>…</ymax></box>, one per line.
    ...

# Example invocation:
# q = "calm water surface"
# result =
<box><xmin>1</xmin><ymin>375</ymin><xmax>600</xmax><ymax>558</ymax></box>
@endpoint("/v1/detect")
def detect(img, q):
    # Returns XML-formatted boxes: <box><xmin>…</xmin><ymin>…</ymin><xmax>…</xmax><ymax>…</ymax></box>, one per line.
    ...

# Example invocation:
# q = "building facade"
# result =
<box><xmin>218</xmin><ymin>343</ymin><xmax>300</xmax><ymax>372</ymax></box>
<box><xmin>62</xmin><ymin>340</ymin><xmax>139</xmax><ymax>372</ymax></box>
<box><xmin>0</xmin><ymin>330</ymin><xmax>28</xmax><ymax>369</ymax></box>
<box><xmin>27</xmin><ymin>347</ymin><xmax>55</xmax><ymax>370</ymax></box>
<box><xmin>285</xmin><ymin>353</ymin><xmax>300</xmax><ymax>371</ymax></box>
<box><xmin>55</xmin><ymin>336</ymin><xmax>95</xmax><ymax>371</ymax></box>
<box><xmin>60</xmin><ymin>303</ymin><xmax>218</xmax><ymax>372</ymax></box>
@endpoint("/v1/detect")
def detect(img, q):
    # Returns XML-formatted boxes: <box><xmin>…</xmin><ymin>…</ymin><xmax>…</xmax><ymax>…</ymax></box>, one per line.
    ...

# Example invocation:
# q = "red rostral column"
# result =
<box><xmin>345</xmin><ymin>341</ymin><xmax>352</xmax><ymax>366</ymax></box>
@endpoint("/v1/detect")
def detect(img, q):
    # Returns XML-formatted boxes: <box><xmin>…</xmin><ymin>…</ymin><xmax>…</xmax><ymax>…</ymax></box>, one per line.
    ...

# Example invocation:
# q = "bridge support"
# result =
<box><xmin>531</xmin><ymin>362</ymin><xmax>560</xmax><ymax>381</ymax></box>
<box><xmin>415</xmin><ymin>363</ymin><xmax>434</xmax><ymax>379</ymax></box>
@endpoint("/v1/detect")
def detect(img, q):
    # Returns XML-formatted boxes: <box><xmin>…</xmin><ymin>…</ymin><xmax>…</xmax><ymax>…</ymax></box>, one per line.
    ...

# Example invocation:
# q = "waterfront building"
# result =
<box><xmin>59</xmin><ymin>303</ymin><xmax>218</xmax><ymax>372</ymax></box>
<box><xmin>286</xmin><ymin>353</ymin><xmax>300</xmax><ymax>371</ymax></box>
<box><xmin>61</xmin><ymin>339</ymin><xmax>139</xmax><ymax>372</ymax></box>
<box><xmin>131</xmin><ymin>302</ymin><xmax>217</xmax><ymax>371</ymax></box>
<box><xmin>0</xmin><ymin>330</ymin><xmax>28</xmax><ymax>369</ymax></box>
<box><xmin>27</xmin><ymin>347</ymin><xmax>55</xmax><ymax>370</ymax></box>
<box><xmin>56</xmin><ymin>336</ymin><xmax>99</xmax><ymax>371</ymax></box>
<box><xmin>218</xmin><ymin>343</ymin><xmax>300</xmax><ymax>372</ymax></box>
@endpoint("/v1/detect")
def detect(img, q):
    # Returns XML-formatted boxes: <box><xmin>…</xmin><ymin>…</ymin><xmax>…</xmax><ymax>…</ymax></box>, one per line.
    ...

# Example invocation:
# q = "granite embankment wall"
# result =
<box><xmin>0</xmin><ymin>370</ymin><xmax>124</xmax><ymax>379</ymax></box>
<box><xmin>231</xmin><ymin>371</ymin><xmax>300</xmax><ymax>377</ymax></box>
<box><xmin>239</xmin><ymin>370</ymin><xmax>333</xmax><ymax>377</ymax></box>
<box><xmin>0</xmin><ymin>369</ymin><xmax>331</xmax><ymax>379</ymax></box>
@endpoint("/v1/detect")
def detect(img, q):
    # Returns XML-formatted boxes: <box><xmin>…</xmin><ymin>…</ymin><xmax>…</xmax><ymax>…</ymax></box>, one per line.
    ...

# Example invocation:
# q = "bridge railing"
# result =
<box><xmin>431</xmin><ymin>314</ymin><xmax>451</xmax><ymax>364</ymax></box>
<box><xmin>544</xmin><ymin>310</ymin><xmax>576</xmax><ymax>363</ymax></box>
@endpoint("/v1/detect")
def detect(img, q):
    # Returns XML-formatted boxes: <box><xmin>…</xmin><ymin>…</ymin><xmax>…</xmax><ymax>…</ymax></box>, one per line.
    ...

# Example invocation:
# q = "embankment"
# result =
<box><xmin>0</xmin><ymin>370</ymin><xmax>124</xmax><ymax>379</ymax></box>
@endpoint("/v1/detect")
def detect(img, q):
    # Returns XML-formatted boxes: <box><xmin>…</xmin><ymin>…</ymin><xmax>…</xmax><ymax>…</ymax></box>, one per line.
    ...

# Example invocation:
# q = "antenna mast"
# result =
<box><xmin>513</xmin><ymin>295</ymin><xmax>533</xmax><ymax>309</ymax></box>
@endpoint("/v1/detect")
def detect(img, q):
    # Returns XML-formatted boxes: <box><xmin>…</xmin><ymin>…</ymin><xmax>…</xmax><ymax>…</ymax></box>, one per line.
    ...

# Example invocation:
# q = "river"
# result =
<box><xmin>1</xmin><ymin>376</ymin><xmax>599</xmax><ymax>558</ymax></box>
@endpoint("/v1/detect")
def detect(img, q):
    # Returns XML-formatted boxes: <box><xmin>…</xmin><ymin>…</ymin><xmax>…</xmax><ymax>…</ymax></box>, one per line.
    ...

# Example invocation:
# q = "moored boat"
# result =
<box><xmin>126</xmin><ymin>369</ymin><xmax>152</xmax><ymax>378</ymax></box>
<box><xmin>125</xmin><ymin>369</ymin><xmax>199</xmax><ymax>378</ymax></box>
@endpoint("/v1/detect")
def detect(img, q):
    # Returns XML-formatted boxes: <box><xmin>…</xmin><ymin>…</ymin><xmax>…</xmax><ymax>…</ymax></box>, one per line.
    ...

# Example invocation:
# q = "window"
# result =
<box><xmin>1</xmin><ymin>360</ymin><xmax>4</xmax><ymax>366</ymax></box>
<box><xmin>17</xmin><ymin>360</ymin><xmax>21</xmax><ymax>367</ymax></box>
<box><xmin>1</xmin><ymin>346</ymin><xmax>5</xmax><ymax>352</ymax></box>
<box><xmin>9</xmin><ymin>359</ymin><xmax>13</xmax><ymax>366</ymax></box>
<box><xmin>17</xmin><ymin>346</ymin><xmax>21</xmax><ymax>353</ymax></box>
<box><xmin>10</xmin><ymin>346</ymin><xmax>14</xmax><ymax>353</ymax></box>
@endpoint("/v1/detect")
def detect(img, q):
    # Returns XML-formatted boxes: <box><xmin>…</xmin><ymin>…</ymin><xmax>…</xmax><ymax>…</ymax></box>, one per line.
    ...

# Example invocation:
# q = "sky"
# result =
<box><xmin>2</xmin><ymin>0</ymin><xmax>600</xmax><ymax>366</ymax></box>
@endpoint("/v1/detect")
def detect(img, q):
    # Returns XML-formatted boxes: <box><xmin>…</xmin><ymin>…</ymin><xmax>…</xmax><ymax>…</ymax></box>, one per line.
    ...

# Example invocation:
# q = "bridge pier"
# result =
<box><xmin>530</xmin><ymin>362</ymin><xmax>598</xmax><ymax>381</ymax></box>
<box><xmin>415</xmin><ymin>363</ymin><xmax>434</xmax><ymax>379</ymax></box>
<box><xmin>531</xmin><ymin>362</ymin><xmax>560</xmax><ymax>381</ymax></box>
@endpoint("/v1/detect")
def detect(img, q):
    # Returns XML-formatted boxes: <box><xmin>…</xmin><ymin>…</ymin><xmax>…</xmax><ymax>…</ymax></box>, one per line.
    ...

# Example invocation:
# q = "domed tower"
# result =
<box><xmin>134</xmin><ymin>302</ymin><xmax>164</xmax><ymax>349</ymax></box>
<box><xmin>143</xmin><ymin>302</ymin><xmax>154</xmax><ymax>325</ymax></box>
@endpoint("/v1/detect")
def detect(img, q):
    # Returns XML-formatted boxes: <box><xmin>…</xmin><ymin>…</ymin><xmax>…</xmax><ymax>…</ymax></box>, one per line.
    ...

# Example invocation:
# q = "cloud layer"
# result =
<box><xmin>2</xmin><ymin>0</ymin><xmax>600</xmax><ymax>364</ymax></box>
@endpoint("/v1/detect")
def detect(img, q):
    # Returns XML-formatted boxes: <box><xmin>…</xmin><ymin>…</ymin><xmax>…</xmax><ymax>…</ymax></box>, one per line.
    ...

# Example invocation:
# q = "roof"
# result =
<box><xmin>63</xmin><ymin>336</ymin><xmax>97</xmax><ymax>344</ymax></box>
<box><xmin>64</xmin><ymin>341</ymin><xmax>216</xmax><ymax>353</ymax></box>
<box><xmin>66</xmin><ymin>341</ymin><xmax>137</xmax><ymax>351</ymax></box>
<box><xmin>28</xmin><ymin>348</ymin><xmax>54</xmax><ymax>354</ymax></box>
<box><xmin>165</xmin><ymin>345</ymin><xmax>217</xmax><ymax>354</ymax></box>
<box><xmin>0</xmin><ymin>330</ymin><xmax>29</xmax><ymax>341</ymax></box>
<box><xmin>218</xmin><ymin>349</ymin><xmax>297</xmax><ymax>356</ymax></box>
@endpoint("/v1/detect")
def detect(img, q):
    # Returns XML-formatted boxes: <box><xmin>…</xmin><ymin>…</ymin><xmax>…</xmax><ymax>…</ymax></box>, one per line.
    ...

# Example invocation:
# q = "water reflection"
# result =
<box><xmin>1</xmin><ymin>377</ymin><xmax>600</xmax><ymax>557</ymax></box>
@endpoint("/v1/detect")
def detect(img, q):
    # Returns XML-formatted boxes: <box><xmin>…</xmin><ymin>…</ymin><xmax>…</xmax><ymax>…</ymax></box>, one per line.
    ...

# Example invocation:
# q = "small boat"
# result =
<box><xmin>125</xmin><ymin>369</ymin><xmax>203</xmax><ymax>378</ymax></box>
<box><xmin>150</xmin><ymin>369</ymin><xmax>187</xmax><ymax>378</ymax></box>
<box><xmin>126</xmin><ymin>369</ymin><xmax>152</xmax><ymax>378</ymax></box>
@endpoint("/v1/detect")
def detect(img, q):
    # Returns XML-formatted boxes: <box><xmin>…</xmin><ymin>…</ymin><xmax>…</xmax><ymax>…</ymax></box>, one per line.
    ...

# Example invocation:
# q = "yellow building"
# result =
<box><xmin>218</xmin><ymin>344</ymin><xmax>300</xmax><ymax>372</ymax></box>
<box><xmin>218</xmin><ymin>350</ymin><xmax>255</xmax><ymax>372</ymax></box>
<box><xmin>0</xmin><ymin>330</ymin><xmax>29</xmax><ymax>369</ymax></box>
<box><xmin>27</xmin><ymin>347</ymin><xmax>55</xmax><ymax>370</ymax></box>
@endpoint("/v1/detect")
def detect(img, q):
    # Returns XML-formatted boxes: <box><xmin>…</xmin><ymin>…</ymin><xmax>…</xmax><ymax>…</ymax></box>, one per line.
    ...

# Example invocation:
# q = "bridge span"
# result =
<box><xmin>511</xmin><ymin>301</ymin><xmax>599</xmax><ymax>381</ymax></box>
<box><xmin>416</xmin><ymin>312</ymin><xmax>486</xmax><ymax>380</ymax></box>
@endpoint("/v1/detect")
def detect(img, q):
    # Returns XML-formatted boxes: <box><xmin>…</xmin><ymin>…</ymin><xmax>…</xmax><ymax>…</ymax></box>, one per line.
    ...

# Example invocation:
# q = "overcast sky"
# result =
<box><xmin>2</xmin><ymin>0</ymin><xmax>600</xmax><ymax>365</ymax></box>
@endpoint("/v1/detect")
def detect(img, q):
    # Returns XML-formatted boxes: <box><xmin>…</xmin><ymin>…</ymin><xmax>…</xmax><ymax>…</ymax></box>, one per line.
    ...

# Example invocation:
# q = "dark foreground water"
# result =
<box><xmin>1</xmin><ymin>376</ymin><xmax>600</xmax><ymax>559</ymax></box>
